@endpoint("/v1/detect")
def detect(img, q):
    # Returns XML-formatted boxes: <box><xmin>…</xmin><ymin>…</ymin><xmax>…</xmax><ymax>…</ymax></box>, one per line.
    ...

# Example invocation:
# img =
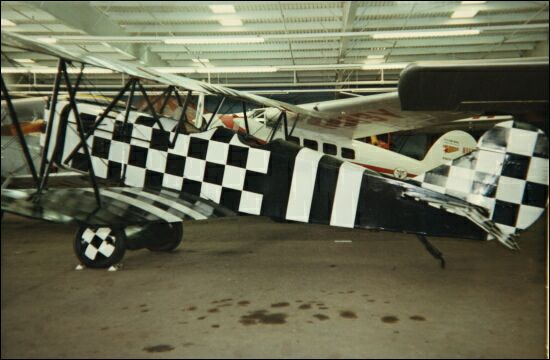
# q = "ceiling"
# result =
<box><xmin>1</xmin><ymin>1</ymin><xmax>548</xmax><ymax>95</ymax></box>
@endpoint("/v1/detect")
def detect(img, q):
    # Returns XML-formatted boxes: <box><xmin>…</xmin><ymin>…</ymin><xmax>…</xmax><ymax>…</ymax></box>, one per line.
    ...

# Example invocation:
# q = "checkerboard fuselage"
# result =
<box><xmin>47</xmin><ymin>102</ymin><xmax>547</xmax><ymax>243</ymax></box>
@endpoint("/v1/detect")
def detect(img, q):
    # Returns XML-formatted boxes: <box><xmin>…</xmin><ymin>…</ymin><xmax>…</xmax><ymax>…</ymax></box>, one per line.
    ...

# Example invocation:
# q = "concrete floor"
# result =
<box><xmin>1</xmin><ymin>213</ymin><xmax>547</xmax><ymax>358</ymax></box>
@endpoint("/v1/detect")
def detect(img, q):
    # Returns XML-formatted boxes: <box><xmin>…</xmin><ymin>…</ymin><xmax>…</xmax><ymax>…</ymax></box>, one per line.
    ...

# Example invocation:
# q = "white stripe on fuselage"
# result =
<box><xmin>330</xmin><ymin>162</ymin><xmax>365</xmax><ymax>228</ymax></box>
<box><xmin>285</xmin><ymin>148</ymin><xmax>324</xmax><ymax>222</ymax></box>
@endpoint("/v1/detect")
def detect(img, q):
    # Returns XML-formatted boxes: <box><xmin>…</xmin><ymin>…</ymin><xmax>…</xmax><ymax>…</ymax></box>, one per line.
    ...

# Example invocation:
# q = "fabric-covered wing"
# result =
<box><xmin>1</xmin><ymin>186</ymin><xmax>236</xmax><ymax>226</ymax></box>
<box><xmin>1</xmin><ymin>31</ymin><xmax>312</xmax><ymax>116</ymax></box>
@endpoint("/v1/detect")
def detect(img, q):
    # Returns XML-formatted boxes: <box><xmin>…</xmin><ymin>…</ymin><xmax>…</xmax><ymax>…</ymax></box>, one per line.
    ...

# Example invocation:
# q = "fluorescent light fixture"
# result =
<box><xmin>26</xmin><ymin>67</ymin><xmax>112</xmax><ymax>74</ymax></box>
<box><xmin>451</xmin><ymin>9</ymin><xmax>479</xmax><ymax>18</ymax></box>
<box><xmin>1</xmin><ymin>19</ymin><xmax>16</xmax><ymax>27</ymax></box>
<box><xmin>372</xmin><ymin>29</ymin><xmax>480</xmax><ymax>39</ymax></box>
<box><xmin>192</xmin><ymin>58</ymin><xmax>210</xmax><ymax>63</ymax></box>
<box><xmin>219</xmin><ymin>18</ymin><xmax>243</xmax><ymax>26</ymax></box>
<box><xmin>461</xmin><ymin>1</ymin><xmax>486</xmax><ymax>4</ymax></box>
<box><xmin>14</xmin><ymin>59</ymin><xmax>35</xmax><ymax>64</ymax></box>
<box><xmin>196</xmin><ymin>66</ymin><xmax>277</xmax><ymax>73</ymax></box>
<box><xmin>152</xmin><ymin>67</ymin><xmax>196</xmax><ymax>74</ymax></box>
<box><xmin>367</xmin><ymin>55</ymin><xmax>385</xmax><ymax>59</ymax></box>
<box><xmin>361</xmin><ymin>63</ymin><xmax>409</xmax><ymax>70</ymax></box>
<box><xmin>209</xmin><ymin>4</ymin><xmax>236</xmax><ymax>13</ymax></box>
<box><xmin>1</xmin><ymin>68</ymin><xmax>30</xmax><ymax>74</ymax></box>
<box><xmin>164</xmin><ymin>37</ymin><xmax>263</xmax><ymax>44</ymax></box>
<box><xmin>36</xmin><ymin>37</ymin><xmax>58</xmax><ymax>44</ymax></box>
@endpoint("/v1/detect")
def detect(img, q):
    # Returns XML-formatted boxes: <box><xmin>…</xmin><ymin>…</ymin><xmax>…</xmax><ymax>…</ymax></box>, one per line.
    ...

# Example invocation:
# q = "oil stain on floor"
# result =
<box><xmin>239</xmin><ymin>310</ymin><xmax>287</xmax><ymax>325</ymax></box>
<box><xmin>381</xmin><ymin>315</ymin><xmax>399</xmax><ymax>324</ymax></box>
<box><xmin>339</xmin><ymin>310</ymin><xmax>358</xmax><ymax>319</ymax></box>
<box><xmin>143</xmin><ymin>344</ymin><xmax>175</xmax><ymax>353</ymax></box>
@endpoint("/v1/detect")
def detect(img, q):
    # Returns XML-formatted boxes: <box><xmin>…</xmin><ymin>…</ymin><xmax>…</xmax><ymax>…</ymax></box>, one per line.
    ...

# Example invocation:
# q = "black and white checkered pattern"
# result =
<box><xmin>80</xmin><ymin>227</ymin><xmax>117</xmax><ymax>261</ymax></box>
<box><xmin>64</xmin><ymin>113</ymin><xmax>271</xmax><ymax>217</ymax></box>
<box><xmin>413</xmin><ymin>121</ymin><xmax>548</xmax><ymax>240</ymax></box>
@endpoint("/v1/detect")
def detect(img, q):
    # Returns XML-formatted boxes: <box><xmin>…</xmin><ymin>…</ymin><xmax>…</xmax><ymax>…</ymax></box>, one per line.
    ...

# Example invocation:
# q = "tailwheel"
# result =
<box><xmin>146</xmin><ymin>222</ymin><xmax>183</xmax><ymax>252</ymax></box>
<box><xmin>74</xmin><ymin>226</ymin><xmax>126</xmax><ymax>268</ymax></box>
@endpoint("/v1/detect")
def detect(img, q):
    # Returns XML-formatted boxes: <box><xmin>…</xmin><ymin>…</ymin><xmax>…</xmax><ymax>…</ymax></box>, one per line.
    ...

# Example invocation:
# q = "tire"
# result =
<box><xmin>146</xmin><ymin>222</ymin><xmax>183</xmax><ymax>252</ymax></box>
<box><xmin>74</xmin><ymin>225</ymin><xmax>126</xmax><ymax>268</ymax></box>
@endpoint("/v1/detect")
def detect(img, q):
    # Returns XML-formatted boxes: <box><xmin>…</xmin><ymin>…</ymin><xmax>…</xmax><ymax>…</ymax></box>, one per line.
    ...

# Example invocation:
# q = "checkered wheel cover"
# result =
<box><xmin>79</xmin><ymin>227</ymin><xmax>118</xmax><ymax>261</ymax></box>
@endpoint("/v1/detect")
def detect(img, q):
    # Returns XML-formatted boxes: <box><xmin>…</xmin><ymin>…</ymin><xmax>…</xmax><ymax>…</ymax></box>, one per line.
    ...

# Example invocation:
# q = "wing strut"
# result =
<box><xmin>59</xmin><ymin>60</ymin><xmax>102</xmax><ymax>207</ymax></box>
<box><xmin>38</xmin><ymin>59</ymin><xmax>63</xmax><ymax>190</ymax></box>
<box><xmin>242</xmin><ymin>101</ymin><xmax>250</xmax><ymax>135</ymax></box>
<box><xmin>169</xmin><ymin>90</ymin><xmax>192</xmax><ymax>147</ymax></box>
<box><xmin>64</xmin><ymin>77</ymin><xmax>135</xmax><ymax>165</ymax></box>
<box><xmin>137</xmin><ymin>81</ymin><xmax>165</xmax><ymax>131</ymax></box>
<box><xmin>204</xmin><ymin>96</ymin><xmax>225</xmax><ymax>131</ymax></box>
<box><xmin>0</xmin><ymin>75</ymin><xmax>39</xmax><ymax>186</ymax></box>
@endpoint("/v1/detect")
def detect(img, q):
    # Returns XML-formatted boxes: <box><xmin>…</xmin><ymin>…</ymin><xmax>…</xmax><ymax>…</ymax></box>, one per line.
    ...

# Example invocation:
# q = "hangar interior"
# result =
<box><xmin>1</xmin><ymin>1</ymin><xmax>549</xmax><ymax>358</ymax></box>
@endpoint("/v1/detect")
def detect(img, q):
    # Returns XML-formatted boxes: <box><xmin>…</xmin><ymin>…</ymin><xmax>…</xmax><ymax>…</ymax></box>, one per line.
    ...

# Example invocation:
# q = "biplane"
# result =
<box><xmin>1</xmin><ymin>31</ymin><xmax>548</xmax><ymax>269</ymax></box>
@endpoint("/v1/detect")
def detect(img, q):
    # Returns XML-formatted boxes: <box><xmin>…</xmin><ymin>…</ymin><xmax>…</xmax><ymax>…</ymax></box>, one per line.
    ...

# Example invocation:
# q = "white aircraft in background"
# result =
<box><xmin>209</xmin><ymin>105</ymin><xmax>510</xmax><ymax>179</ymax></box>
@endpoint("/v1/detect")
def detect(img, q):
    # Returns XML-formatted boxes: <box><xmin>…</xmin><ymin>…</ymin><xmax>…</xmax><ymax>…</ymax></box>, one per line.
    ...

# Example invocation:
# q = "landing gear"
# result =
<box><xmin>74</xmin><ymin>222</ymin><xmax>184</xmax><ymax>269</ymax></box>
<box><xmin>145</xmin><ymin>223</ymin><xmax>183</xmax><ymax>252</ymax></box>
<box><xmin>74</xmin><ymin>226</ymin><xmax>126</xmax><ymax>269</ymax></box>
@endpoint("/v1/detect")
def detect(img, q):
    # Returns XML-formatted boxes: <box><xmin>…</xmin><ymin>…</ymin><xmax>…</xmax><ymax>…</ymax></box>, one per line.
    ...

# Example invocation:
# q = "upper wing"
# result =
<box><xmin>1</xmin><ymin>31</ymin><xmax>311</xmax><ymax>116</ymax></box>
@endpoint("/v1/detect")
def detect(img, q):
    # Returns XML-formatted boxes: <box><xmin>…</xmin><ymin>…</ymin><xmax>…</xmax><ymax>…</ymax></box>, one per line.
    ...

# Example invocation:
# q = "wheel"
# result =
<box><xmin>146</xmin><ymin>222</ymin><xmax>183</xmax><ymax>252</ymax></box>
<box><xmin>74</xmin><ymin>225</ymin><xmax>126</xmax><ymax>268</ymax></box>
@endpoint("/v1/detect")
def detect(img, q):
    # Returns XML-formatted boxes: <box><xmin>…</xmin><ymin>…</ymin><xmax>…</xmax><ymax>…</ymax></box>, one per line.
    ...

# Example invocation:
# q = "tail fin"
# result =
<box><xmin>413</xmin><ymin>121</ymin><xmax>548</xmax><ymax>249</ymax></box>
<box><xmin>421</xmin><ymin>130</ymin><xmax>477</xmax><ymax>169</ymax></box>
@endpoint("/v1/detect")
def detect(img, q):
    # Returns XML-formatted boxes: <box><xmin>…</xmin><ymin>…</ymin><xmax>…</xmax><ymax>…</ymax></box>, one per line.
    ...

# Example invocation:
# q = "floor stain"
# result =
<box><xmin>368</xmin><ymin>300</ymin><xmax>375</xmax><ymax>303</ymax></box>
<box><xmin>239</xmin><ymin>310</ymin><xmax>287</xmax><ymax>325</ymax></box>
<box><xmin>100</xmin><ymin>326</ymin><xmax>109</xmax><ymax>331</ymax></box>
<box><xmin>381</xmin><ymin>315</ymin><xmax>399</xmax><ymax>324</ymax></box>
<box><xmin>187</xmin><ymin>306</ymin><xmax>197</xmax><ymax>311</ymax></box>
<box><xmin>208</xmin><ymin>308</ymin><xmax>219</xmax><ymax>313</ymax></box>
<box><xmin>197</xmin><ymin>316</ymin><xmax>207</xmax><ymax>320</ymax></box>
<box><xmin>141</xmin><ymin>309</ymin><xmax>149</xmax><ymax>313</ymax></box>
<box><xmin>211</xmin><ymin>324</ymin><xmax>220</xmax><ymax>328</ymax></box>
<box><xmin>318</xmin><ymin>306</ymin><xmax>329</xmax><ymax>310</ymax></box>
<box><xmin>384</xmin><ymin>301</ymin><xmax>390</xmax><ymax>304</ymax></box>
<box><xmin>410</xmin><ymin>315</ymin><xmax>426</xmax><ymax>321</ymax></box>
<box><xmin>329</xmin><ymin>264</ymin><xmax>337</xmax><ymax>268</ymax></box>
<box><xmin>347</xmin><ymin>290</ymin><xmax>355</xmax><ymax>294</ymax></box>
<box><xmin>298</xmin><ymin>304</ymin><xmax>312</xmax><ymax>310</ymax></box>
<box><xmin>139</xmin><ymin>304</ymin><xmax>147</xmax><ymax>307</ymax></box>
<box><xmin>313</xmin><ymin>314</ymin><xmax>330</xmax><ymax>321</ymax></box>
<box><xmin>237</xmin><ymin>300</ymin><xmax>250</xmax><ymax>306</ymax></box>
<box><xmin>143</xmin><ymin>345</ymin><xmax>174</xmax><ymax>353</ymax></box>
<box><xmin>271</xmin><ymin>302</ymin><xmax>290</xmax><ymax>308</ymax></box>
<box><xmin>339</xmin><ymin>311</ymin><xmax>357</xmax><ymax>319</ymax></box>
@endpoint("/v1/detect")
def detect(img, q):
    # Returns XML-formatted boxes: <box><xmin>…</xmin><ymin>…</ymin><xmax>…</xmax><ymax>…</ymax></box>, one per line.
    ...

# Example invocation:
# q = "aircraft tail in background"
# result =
<box><xmin>421</xmin><ymin>130</ymin><xmax>477</xmax><ymax>170</ymax></box>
